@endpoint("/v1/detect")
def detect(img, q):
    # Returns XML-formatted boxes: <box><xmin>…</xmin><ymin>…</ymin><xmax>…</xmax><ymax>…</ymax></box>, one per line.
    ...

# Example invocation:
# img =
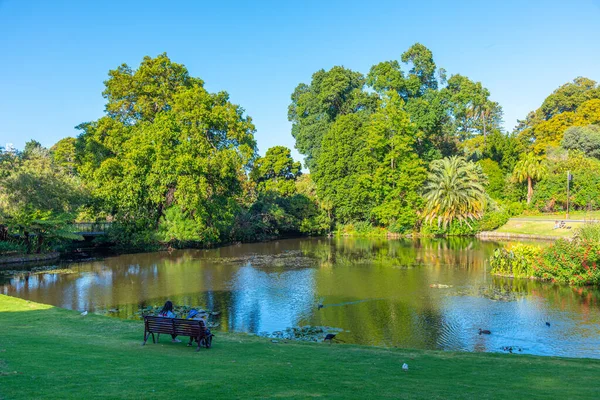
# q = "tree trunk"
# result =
<box><xmin>482</xmin><ymin>110</ymin><xmax>487</xmax><ymax>146</ymax></box>
<box><xmin>23</xmin><ymin>230</ymin><xmax>31</xmax><ymax>254</ymax></box>
<box><xmin>36</xmin><ymin>234</ymin><xmax>44</xmax><ymax>254</ymax></box>
<box><xmin>527</xmin><ymin>176</ymin><xmax>533</xmax><ymax>204</ymax></box>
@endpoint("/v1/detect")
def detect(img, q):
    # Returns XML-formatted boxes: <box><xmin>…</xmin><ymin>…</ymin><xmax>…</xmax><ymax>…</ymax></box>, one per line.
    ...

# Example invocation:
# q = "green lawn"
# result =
<box><xmin>1</xmin><ymin>295</ymin><xmax>599</xmax><ymax>399</ymax></box>
<box><xmin>494</xmin><ymin>220</ymin><xmax>576</xmax><ymax>238</ymax></box>
<box><xmin>490</xmin><ymin>212</ymin><xmax>600</xmax><ymax>238</ymax></box>
<box><xmin>513</xmin><ymin>210</ymin><xmax>600</xmax><ymax>221</ymax></box>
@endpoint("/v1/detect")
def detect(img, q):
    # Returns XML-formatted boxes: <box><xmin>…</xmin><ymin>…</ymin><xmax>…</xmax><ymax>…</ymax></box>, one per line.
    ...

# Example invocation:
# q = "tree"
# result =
<box><xmin>516</xmin><ymin>78</ymin><xmax>600</xmax><ymax>153</ymax></box>
<box><xmin>367</xmin><ymin>44</ymin><xmax>503</xmax><ymax>159</ymax></box>
<box><xmin>513</xmin><ymin>153</ymin><xmax>547</xmax><ymax>204</ymax></box>
<box><xmin>50</xmin><ymin>137</ymin><xmax>78</xmax><ymax>174</ymax></box>
<box><xmin>441</xmin><ymin>74</ymin><xmax>503</xmax><ymax>141</ymax></box>
<box><xmin>367</xmin><ymin>92</ymin><xmax>427</xmax><ymax>231</ymax></box>
<box><xmin>400</xmin><ymin>43</ymin><xmax>439</xmax><ymax>95</ymax></box>
<box><xmin>422</xmin><ymin>156</ymin><xmax>488</xmax><ymax>227</ymax></box>
<box><xmin>313</xmin><ymin>113</ymin><xmax>374</xmax><ymax>223</ymax></box>
<box><xmin>478</xmin><ymin>159</ymin><xmax>506</xmax><ymax>200</ymax></box>
<box><xmin>539</xmin><ymin>77</ymin><xmax>600</xmax><ymax>120</ymax></box>
<box><xmin>531</xmin><ymin>151</ymin><xmax>600</xmax><ymax>212</ymax></box>
<box><xmin>22</xmin><ymin>140</ymin><xmax>43</xmax><ymax>159</ymax></box>
<box><xmin>76</xmin><ymin>54</ymin><xmax>257</xmax><ymax>244</ymax></box>
<box><xmin>103</xmin><ymin>53</ymin><xmax>202</xmax><ymax>124</ymax></box>
<box><xmin>250</xmin><ymin>146</ymin><xmax>302</xmax><ymax>196</ymax></box>
<box><xmin>562</xmin><ymin>125</ymin><xmax>600</xmax><ymax>159</ymax></box>
<box><xmin>0</xmin><ymin>146</ymin><xmax>86</xmax><ymax>253</ymax></box>
<box><xmin>288</xmin><ymin>66</ymin><xmax>377</xmax><ymax>170</ymax></box>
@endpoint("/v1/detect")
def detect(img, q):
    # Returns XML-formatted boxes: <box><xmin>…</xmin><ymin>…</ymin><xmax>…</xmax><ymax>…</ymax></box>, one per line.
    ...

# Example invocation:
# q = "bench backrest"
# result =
<box><xmin>173</xmin><ymin>318</ymin><xmax>207</xmax><ymax>337</ymax></box>
<box><xmin>144</xmin><ymin>316</ymin><xmax>176</xmax><ymax>335</ymax></box>
<box><xmin>144</xmin><ymin>316</ymin><xmax>207</xmax><ymax>337</ymax></box>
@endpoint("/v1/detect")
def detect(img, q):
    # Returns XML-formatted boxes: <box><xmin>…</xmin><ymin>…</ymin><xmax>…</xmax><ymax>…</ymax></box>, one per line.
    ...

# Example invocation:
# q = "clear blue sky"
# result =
<box><xmin>1</xmin><ymin>0</ymin><xmax>599</xmax><ymax>162</ymax></box>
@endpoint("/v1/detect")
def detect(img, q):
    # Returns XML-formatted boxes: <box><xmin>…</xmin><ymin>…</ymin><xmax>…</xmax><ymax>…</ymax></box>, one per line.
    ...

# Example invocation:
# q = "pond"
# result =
<box><xmin>2</xmin><ymin>237</ymin><xmax>600</xmax><ymax>358</ymax></box>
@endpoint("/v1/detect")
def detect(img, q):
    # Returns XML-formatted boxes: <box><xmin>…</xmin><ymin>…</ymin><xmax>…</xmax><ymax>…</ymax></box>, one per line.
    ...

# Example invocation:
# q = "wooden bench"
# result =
<box><xmin>143</xmin><ymin>316</ymin><xmax>213</xmax><ymax>351</ymax></box>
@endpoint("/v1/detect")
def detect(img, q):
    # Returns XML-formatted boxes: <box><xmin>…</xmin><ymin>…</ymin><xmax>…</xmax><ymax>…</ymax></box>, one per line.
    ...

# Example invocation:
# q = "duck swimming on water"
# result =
<box><xmin>479</xmin><ymin>329</ymin><xmax>491</xmax><ymax>335</ymax></box>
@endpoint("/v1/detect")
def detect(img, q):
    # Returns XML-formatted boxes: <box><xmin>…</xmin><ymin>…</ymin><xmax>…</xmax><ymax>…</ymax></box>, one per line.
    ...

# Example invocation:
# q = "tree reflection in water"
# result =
<box><xmin>2</xmin><ymin>237</ymin><xmax>600</xmax><ymax>358</ymax></box>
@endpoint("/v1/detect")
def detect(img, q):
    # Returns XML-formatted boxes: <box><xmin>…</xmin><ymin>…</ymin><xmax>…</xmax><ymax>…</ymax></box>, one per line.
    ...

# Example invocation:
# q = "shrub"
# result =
<box><xmin>479</xmin><ymin>159</ymin><xmax>506</xmax><ymax>200</ymax></box>
<box><xmin>531</xmin><ymin>152</ymin><xmax>600</xmax><ymax>212</ymax></box>
<box><xmin>102</xmin><ymin>220</ymin><xmax>160</xmax><ymax>252</ymax></box>
<box><xmin>574</xmin><ymin>223</ymin><xmax>600</xmax><ymax>244</ymax></box>
<box><xmin>157</xmin><ymin>206</ymin><xmax>202</xmax><ymax>245</ymax></box>
<box><xmin>489</xmin><ymin>243</ymin><xmax>541</xmax><ymax>278</ymax></box>
<box><xmin>504</xmin><ymin>201</ymin><xmax>524</xmax><ymax>217</ymax></box>
<box><xmin>477</xmin><ymin>208</ymin><xmax>510</xmax><ymax>231</ymax></box>
<box><xmin>536</xmin><ymin>239</ymin><xmax>600</xmax><ymax>285</ymax></box>
<box><xmin>491</xmin><ymin>229</ymin><xmax>600</xmax><ymax>286</ymax></box>
<box><xmin>0</xmin><ymin>240</ymin><xmax>28</xmax><ymax>256</ymax></box>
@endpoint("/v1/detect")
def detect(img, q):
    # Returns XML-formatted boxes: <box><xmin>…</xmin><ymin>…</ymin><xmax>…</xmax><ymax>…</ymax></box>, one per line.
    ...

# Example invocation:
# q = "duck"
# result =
<box><xmin>323</xmin><ymin>333</ymin><xmax>337</xmax><ymax>344</ymax></box>
<box><xmin>546</xmin><ymin>322</ymin><xmax>551</xmax><ymax>327</ymax></box>
<box><xmin>478</xmin><ymin>329</ymin><xmax>491</xmax><ymax>335</ymax></box>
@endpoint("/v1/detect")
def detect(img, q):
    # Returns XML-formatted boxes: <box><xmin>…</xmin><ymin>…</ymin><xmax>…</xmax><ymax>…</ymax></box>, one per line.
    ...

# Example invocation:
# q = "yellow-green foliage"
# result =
<box><xmin>489</xmin><ymin>243</ymin><xmax>542</xmax><ymax>278</ymax></box>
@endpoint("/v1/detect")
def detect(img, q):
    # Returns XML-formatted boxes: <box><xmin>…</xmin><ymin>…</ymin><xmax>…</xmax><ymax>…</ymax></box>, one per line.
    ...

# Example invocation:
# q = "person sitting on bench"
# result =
<box><xmin>187</xmin><ymin>309</ymin><xmax>211</xmax><ymax>347</ymax></box>
<box><xmin>553</xmin><ymin>221</ymin><xmax>560</xmax><ymax>229</ymax></box>
<box><xmin>158</xmin><ymin>301</ymin><xmax>181</xmax><ymax>342</ymax></box>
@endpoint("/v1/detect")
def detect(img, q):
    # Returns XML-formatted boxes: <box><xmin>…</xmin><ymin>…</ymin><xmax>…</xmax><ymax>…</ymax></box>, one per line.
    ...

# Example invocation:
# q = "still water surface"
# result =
<box><xmin>2</xmin><ymin>237</ymin><xmax>600</xmax><ymax>358</ymax></box>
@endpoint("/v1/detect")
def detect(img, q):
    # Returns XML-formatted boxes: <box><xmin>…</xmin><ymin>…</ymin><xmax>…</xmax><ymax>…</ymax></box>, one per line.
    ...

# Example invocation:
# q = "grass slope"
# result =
<box><xmin>492</xmin><ymin>211</ymin><xmax>600</xmax><ymax>238</ymax></box>
<box><xmin>494</xmin><ymin>220</ymin><xmax>575</xmax><ymax>238</ymax></box>
<box><xmin>1</xmin><ymin>295</ymin><xmax>599</xmax><ymax>399</ymax></box>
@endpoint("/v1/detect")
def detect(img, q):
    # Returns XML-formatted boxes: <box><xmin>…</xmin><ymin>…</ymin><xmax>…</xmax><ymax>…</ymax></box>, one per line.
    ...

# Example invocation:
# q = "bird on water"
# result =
<box><xmin>479</xmin><ymin>329</ymin><xmax>491</xmax><ymax>335</ymax></box>
<box><xmin>324</xmin><ymin>333</ymin><xmax>336</xmax><ymax>344</ymax></box>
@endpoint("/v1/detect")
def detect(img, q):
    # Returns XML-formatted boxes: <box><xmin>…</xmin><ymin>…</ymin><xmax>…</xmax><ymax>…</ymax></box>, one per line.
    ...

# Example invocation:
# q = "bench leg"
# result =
<box><xmin>152</xmin><ymin>333</ymin><xmax>156</xmax><ymax>344</ymax></box>
<box><xmin>143</xmin><ymin>331</ymin><xmax>148</xmax><ymax>346</ymax></box>
<box><xmin>196</xmin><ymin>336</ymin><xmax>202</xmax><ymax>352</ymax></box>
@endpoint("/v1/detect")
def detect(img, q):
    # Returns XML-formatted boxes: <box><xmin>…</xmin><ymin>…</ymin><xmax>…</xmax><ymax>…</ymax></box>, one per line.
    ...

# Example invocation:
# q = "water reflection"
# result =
<box><xmin>2</xmin><ymin>237</ymin><xmax>599</xmax><ymax>358</ymax></box>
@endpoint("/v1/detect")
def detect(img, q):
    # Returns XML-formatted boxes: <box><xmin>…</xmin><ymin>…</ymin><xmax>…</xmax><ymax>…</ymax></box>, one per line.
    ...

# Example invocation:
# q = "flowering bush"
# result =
<box><xmin>490</xmin><ymin>231</ymin><xmax>600</xmax><ymax>286</ymax></box>
<box><xmin>536</xmin><ymin>239</ymin><xmax>600</xmax><ymax>285</ymax></box>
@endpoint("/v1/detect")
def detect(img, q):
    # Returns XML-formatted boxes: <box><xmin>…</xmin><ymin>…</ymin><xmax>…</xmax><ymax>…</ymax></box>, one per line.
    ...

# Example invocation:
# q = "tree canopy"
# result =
<box><xmin>5</xmin><ymin>47</ymin><xmax>600</xmax><ymax>254</ymax></box>
<box><xmin>76</xmin><ymin>54</ymin><xmax>257</xmax><ymax>243</ymax></box>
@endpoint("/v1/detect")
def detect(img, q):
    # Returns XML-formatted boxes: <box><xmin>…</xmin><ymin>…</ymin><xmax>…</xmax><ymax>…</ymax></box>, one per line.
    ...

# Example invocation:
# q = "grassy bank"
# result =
<box><xmin>1</xmin><ymin>296</ymin><xmax>600</xmax><ymax>399</ymax></box>
<box><xmin>492</xmin><ymin>219</ymin><xmax>575</xmax><ymax>238</ymax></box>
<box><xmin>489</xmin><ymin>211</ymin><xmax>600</xmax><ymax>239</ymax></box>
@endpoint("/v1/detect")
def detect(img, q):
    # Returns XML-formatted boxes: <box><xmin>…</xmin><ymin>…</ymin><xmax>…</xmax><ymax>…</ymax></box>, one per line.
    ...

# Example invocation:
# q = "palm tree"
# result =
<box><xmin>422</xmin><ymin>156</ymin><xmax>488</xmax><ymax>228</ymax></box>
<box><xmin>513</xmin><ymin>153</ymin><xmax>546</xmax><ymax>204</ymax></box>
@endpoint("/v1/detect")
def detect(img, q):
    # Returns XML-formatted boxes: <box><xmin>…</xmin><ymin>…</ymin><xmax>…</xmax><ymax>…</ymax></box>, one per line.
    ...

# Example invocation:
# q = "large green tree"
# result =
<box><xmin>0</xmin><ymin>143</ymin><xmax>86</xmax><ymax>253</ymax></box>
<box><xmin>77</xmin><ymin>54</ymin><xmax>257</xmax><ymax>244</ymax></box>
<box><xmin>516</xmin><ymin>78</ymin><xmax>600</xmax><ymax>153</ymax></box>
<box><xmin>288</xmin><ymin>66</ymin><xmax>377</xmax><ymax>170</ymax></box>
<box><xmin>313</xmin><ymin>93</ymin><xmax>427</xmax><ymax>229</ymax></box>
<box><xmin>561</xmin><ymin>125</ymin><xmax>600</xmax><ymax>159</ymax></box>
<box><xmin>422</xmin><ymin>156</ymin><xmax>488</xmax><ymax>227</ymax></box>
<box><xmin>367</xmin><ymin>44</ymin><xmax>502</xmax><ymax>159</ymax></box>
<box><xmin>441</xmin><ymin>74</ymin><xmax>503</xmax><ymax>142</ymax></box>
<box><xmin>250</xmin><ymin>146</ymin><xmax>302</xmax><ymax>196</ymax></box>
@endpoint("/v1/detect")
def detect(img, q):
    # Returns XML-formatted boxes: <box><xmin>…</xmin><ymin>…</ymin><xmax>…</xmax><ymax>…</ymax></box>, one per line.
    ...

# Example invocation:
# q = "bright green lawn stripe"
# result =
<box><xmin>0</xmin><ymin>294</ymin><xmax>599</xmax><ymax>399</ymax></box>
<box><xmin>495</xmin><ymin>220</ymin><xmax>575</xmax><ymax>237</ymax></box>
